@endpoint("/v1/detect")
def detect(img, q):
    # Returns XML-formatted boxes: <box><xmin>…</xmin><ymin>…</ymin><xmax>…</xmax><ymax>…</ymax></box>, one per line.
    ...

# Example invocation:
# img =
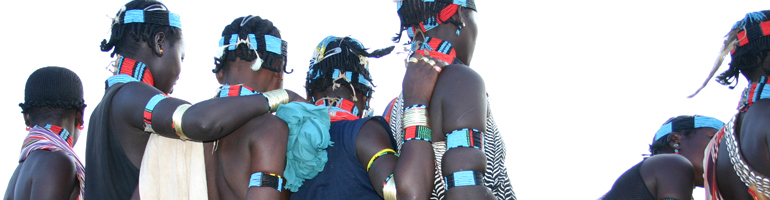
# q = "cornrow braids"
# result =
<box><xmin>306</xmin><ymin>36</ymin><xmax>394</xmax><ymax>100</ymax></box>
<box><xmin>393</xmin><ymin>0</ymin><xmax>477</xmax><ymax>43</ymax></box>
<box><xmin>100</xmin><ymin>0</ymin><xmax>182</xmax><ymax>58</ymax></box>
<box><xmin>716</xmin><ymin>10</ymin><xmax>770</xmax><ymax>88</ymax></box>
<box><xmin>213</xmin><ymin>15</ymin><xmax>290</xmax><ymax>74</ymax></box>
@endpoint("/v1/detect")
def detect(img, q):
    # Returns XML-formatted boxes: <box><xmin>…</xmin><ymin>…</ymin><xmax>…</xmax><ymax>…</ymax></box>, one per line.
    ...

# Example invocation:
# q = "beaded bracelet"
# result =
<box><xmin>444</xmin><ymin>170</ymin><xmax>484</xmax><ymax>190</ymax></box>
<box><xmin>262</xmin><ymin>89</ymin><xmax>290</xmax><ymax>112</ymax></box>
<box><xmin>172</xmin><ymin>104</ymin><xmax>192</xmax><ymax>140</ymax></box>
<box><xmin>446</xmin><ymin>128</ymin><xmax>484</xmax><ymax>151</ymax></box>
<box><xmin>143</xmin><ymin>94</ymin><xmax>169</xmax><ymax>134</ymax></box>
<box><xmin>249</xmin><ymin>172</ymin><xmax>285</xmax><ymax>192</ymax></box>
<box><xmin>382</xmin><ymin>174</ymin><xmax>397</xmax><ymax>200</ymax></box>
<box><xmin>366</xmin><ymin>149</ymin><xmax>399</xmax><ymax>172</ymax></box>
<box><xmin>403</xmin><ymin>105</ymin><xmax>429</xmax><ymax>127</ymax></box>
<box><xmin>403</xmin><ymin>125</ymin><xmax>432</xmax><ymax>144</ymax></box>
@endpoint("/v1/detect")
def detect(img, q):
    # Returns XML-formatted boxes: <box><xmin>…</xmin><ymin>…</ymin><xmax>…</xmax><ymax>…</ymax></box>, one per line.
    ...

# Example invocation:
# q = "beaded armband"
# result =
<box><xmin>143</xmin><ymin>94</ymin><xmax>169</xmax><ymax>134</ymax></box>
<box><xmin>444</xmin><ymin>170</ymin><xmax>484</xmax><ymax>190</ymax></box>
<box><xmin>172</xmin><ymin>104</ymin><xmax>192</xmax><ymax>140</ymax></box>
<box><xmin>382</xmin><ymin>174</ymin><xmax>397</xmax><ymax>200</ymax></box>
<box><xmin>446</xmin><ymin>128</ymin><xmax>484</xmax><ymax>151</ymax></box>
<box><xmin>403</xmin><ymin>125</ymin><xmax>432</xmax><ymax>144</ymax></box>
<box><xmin>249</xmin><ymin>172</ymin><xmax>285</xmax><ymax>192</ymax></box>
<box><xmin>367</xmin><ymin>149</ymin><xmax>399</xmax><ymax>172</ymax></box>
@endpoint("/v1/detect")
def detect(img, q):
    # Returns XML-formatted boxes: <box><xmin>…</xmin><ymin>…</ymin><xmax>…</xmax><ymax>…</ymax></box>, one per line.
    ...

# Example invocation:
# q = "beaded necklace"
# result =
<box><xmin>315</xmin><ymin>97</ymin><xmax>364</xmax><ymax>122</ymax></box>
<box><xmin>106</xmin><ymin>56</ymin><xmax>155</xmax><ymax>88</ymax></box>
<box><xmin>413</xmin><ymin>36</ymin><xmax>458</xmax><ymax>64</ymax></box>
<box><xmin>738</xmin><ymin>76</ymin><xmax>770</xmax><ymax>112</ymax></box>
<box><xmin>38</xmin><ymin>124</ymin><xmax>74</xmax><ymax>148</ymax></box>
<box><xmin>217</xmin><ymin>84</ymin><xmax>262</xmax><ymax>97</ymax></box>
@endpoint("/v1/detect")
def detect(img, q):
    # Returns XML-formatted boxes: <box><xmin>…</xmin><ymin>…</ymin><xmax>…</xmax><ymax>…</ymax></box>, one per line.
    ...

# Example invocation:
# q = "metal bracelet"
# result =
<box><xmin>172</xmin><ymin>104</ymin><xmax>192</xmax><ymax>140</ymax></box>
<box><xmin>403</xmin><ymin>107</ymin><xmax>429</xmax><ymax>127</ymax></box>
<box><xmin>382</xmin><ymin>174</ymin><xmax>397</xmax><ymax>200</ymax></box>
<box><xmin>262</xmin><ymin>89</ymin><xmax>290</xmax><ymax>112</ymax></box>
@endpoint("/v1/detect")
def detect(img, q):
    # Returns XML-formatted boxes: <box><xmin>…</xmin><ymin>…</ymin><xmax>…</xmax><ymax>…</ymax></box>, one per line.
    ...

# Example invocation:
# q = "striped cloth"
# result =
<box><xmin>387</xmin><ymin>93</ymin><xmax>516</xmax><ymax>200</ymax></box>
<box><xmin>20</xmin><ymin>126</ymin><xmax>85</xmax><ymax>200</ymax></box>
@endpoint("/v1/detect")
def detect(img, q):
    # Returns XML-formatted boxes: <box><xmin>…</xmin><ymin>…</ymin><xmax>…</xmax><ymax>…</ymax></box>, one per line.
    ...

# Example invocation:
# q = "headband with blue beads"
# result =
<box><xmin>653</xmin><ymin>116</ymin><xmax>725</xmax><ymax>141</ymax></box>
<box><xmin>122</xmin><ymin>9</ymin><xmax>181</xmax><ymax>28</ymax></box>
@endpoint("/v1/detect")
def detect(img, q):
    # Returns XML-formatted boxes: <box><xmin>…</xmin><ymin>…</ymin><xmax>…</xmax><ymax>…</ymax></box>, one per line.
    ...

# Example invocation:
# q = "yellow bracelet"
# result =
<box><xmin>367</xmin><ymin>149</ymin><xmax>398</xmax><ymax>172</ymax></box>
<box><xmin>383</xmin><ymin>174</ymin><xmax>397</xmax><ymax>200</ymax></box>
<box><xmin>262</xmin><ymin>89</ymin><xmax>290</xmax><ymax>112</ymax></box>
<box><xmin>172</xmin><ymin>104</ymin><xmax>192</xmax><ymax>140</ymax></box>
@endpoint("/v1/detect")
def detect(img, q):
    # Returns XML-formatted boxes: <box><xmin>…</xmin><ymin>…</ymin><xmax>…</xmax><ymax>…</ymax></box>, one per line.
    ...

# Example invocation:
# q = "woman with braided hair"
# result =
<box><xmin>293</xmin><ymin>35</ymin><xmax>445</xmax><ymax>200</ymax></box>
<box><xmin>382</xmin><ymin>0</ymin><xmax>515</xmax><ymax>199</ymax></box>
<box><xmin>689</xmin><ymin>10</ymin><xmax>770</xmax><ymax>200</ymax></box>
<box><xmin>88</xmin><ymin>1</ymin><xmax>302</xmax><ymax>199</ymax></box>
<box><xmin>602</xmin><ymin>115</ymin><xmax>723</xmax><ymax>200</ymax></box>
<box><xmin>5</xmin><ymin>67</ymin><xmax>86</xmax><ymax>200</ymax></box>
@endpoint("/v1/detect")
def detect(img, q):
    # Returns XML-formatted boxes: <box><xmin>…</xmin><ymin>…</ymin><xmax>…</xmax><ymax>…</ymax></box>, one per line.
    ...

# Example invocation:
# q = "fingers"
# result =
<box><xmin>407</xmin><ymin>54</ymin><xmax>447</xmax><ymax>73</ymax></box>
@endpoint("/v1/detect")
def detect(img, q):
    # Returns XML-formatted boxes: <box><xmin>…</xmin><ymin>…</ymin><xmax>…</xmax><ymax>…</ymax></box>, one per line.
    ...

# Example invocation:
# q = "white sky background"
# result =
<box><xmin>0</xmin><ymin>0</ymin><xmax>767</xmax><ymax>199</ymax></box>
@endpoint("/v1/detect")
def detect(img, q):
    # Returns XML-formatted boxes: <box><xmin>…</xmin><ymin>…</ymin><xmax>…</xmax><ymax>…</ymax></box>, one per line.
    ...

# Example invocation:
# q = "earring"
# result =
<box><xmin>673</xmin><ymin>143</ymin><xmax>680</xmax><ymax>154</ymax></box>
<box><xmin>675</xmin><ymin>149</ymin><xmax>680</xmax><ymax>154</ymax></box>
<box><xmin>456</xmin><ymin>25</ymin><xmax>463</xmax><ymax>35</ymax></box>
<box><xmin>78</xmin><ymin>124</ymin><xmax>84</xmax><ymax>130</ymax></box>
<box><xmin>159</xmin><ymin>49</ymin><xmax>164</xmax><ymax>54</ymax></box>
<box><xmin>26</xmin><ymin>126</ymin><xmax>30</xmax><ymax>131</ymax></box>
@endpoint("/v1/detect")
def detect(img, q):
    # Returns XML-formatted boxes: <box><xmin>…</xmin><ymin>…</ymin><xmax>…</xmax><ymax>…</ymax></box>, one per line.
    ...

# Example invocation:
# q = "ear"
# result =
<box><xmin>667</xmin><ymin>132</ymin><xmax>682</xmax><ymax>148</ymax></box>
<box><xmin>76</xmin><ymin>110</ymin><xmax>85</xmax><ymax>126</ymax></box>
<box><xmin>215</xmin><ymin>68</ymin><xmax>225</xmax><ymax>84</ymax></box>
<box><xmin>154</xmin><ymin>32</ymin><xmax>166</xmax><ymax>56</ymax></box>
<box><xmin>23</xmin><ymin>113</ymin><xmax>31</xmax><ymax>127</ymax></box>
<box><xmin>271</xmin><ymin>56</ymin><xmax>285</xmax><ymax>72</ymax></box>
<box><xmin>454</xmin><ymin>7</ymin><xmax>466</xmax><ymax>26</ymax></box>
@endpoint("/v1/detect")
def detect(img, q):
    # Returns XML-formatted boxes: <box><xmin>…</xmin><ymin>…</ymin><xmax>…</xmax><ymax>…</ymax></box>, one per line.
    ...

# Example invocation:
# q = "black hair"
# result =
<box><xmin>648</xmin><ymin>115</ymin><xmax>700</xmax><ymax>155</ymax></box>
<box><xmin>305</xmin><ymin>36</ymin><xmax>394</xmax><ymax>100</ymax></box>
<box><xmin>20</xmin><ymin>67</ymin><xmax>86</xmax><ymax>122</ymax></box>
<box><xmin>393</xmin><ymin>0</ymin><xmax>476</xmax><ymax>43</ymax></box>
<box><xmin>716</xmin><ymin>10</ymin><xmax>770</xmax><ymax>87</ymax></box>
<box><xmin>100</xmin><ymin>0</ymin><xmax>182</xmax><ymax>58</ymax></box>
<box><xmin>213</xmin><ymin>15</ymin><xmax>289</xmax><ymax>74</ymax></box>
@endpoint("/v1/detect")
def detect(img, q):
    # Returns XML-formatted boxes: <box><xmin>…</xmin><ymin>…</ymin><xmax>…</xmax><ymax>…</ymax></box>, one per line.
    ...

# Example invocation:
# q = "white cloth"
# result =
<box><xmin>139</xmin><ymin>134</ymin><xmax>208</xmax><ymax>200</ymax></box>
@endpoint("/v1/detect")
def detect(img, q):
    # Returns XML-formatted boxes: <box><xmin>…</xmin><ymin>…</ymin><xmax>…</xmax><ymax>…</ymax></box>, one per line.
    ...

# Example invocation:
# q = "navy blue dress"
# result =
<box><xmin>291</xmin><ymin>116</ymin><xmax>397</xmax><ymax>200</ymax></box>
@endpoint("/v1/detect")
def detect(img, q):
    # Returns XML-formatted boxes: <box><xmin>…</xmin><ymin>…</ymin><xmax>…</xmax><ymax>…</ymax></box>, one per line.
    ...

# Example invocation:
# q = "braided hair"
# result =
<box><xmin>393</xmin><ymin>0</ymin><xmax>476</xmax><ymax>43</ymax></box>
<box><xmin>648</xmin><ymin>115</ymin><xmax>701</xmax><ymax>155</ymax></box>
<box><xmin>213</xmin><ymin>15</ymin><xmax>290</xmax><ymax>74</ymax></box>
<box><xmin>306</xmin><ymin>36</ymin><xmax>394</xmax><ymax>101</ymax></box>
<box><xmin>716</xmin><ymin>10</ymin><xmax>770</xmax><ymax>87</ymax></box>
<box><xmin>100</xmin><ymin>0</ymin><xmax>182</xmax><ymax>58</ymax></box>
<box><xmin>20</xmin><ymin>67</ymin><xmax>86</xmax><ymax>122</ymax></box>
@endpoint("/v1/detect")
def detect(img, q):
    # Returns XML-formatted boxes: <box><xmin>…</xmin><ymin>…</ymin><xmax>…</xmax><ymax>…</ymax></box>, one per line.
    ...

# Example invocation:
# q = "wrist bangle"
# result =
<box><xmin>262</xmin><ymin>89</ymin><xmax>289</xmax><ymax>112</ymax></box>
<box><xmin>172</xmin><ymin>104</ymin><xmax>192</xmax><ymax>140</ymax></box>
<box><xmin>382</xmin><ymin>174</ymin><xmax>397</xmax><ymax>200</ymax></box>
<box><xmin>403</xmin><ymin>107</ymin><xmax>429</xmax><ymax>127</ymax></box>
<box><xmin>444</xmin><ymin>170</ymin><xmax>484</xmax><ymax>191</ymax></box>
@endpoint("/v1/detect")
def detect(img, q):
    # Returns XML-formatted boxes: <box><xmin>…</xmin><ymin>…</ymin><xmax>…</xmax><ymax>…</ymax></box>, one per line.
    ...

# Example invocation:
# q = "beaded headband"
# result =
<box><xmin>397</xmin><ymin>0</ymin><xmax>476</xmax><ymax>39</ymax></box>
<box><xmin>121</xmin><ymin>8</ymin><xmax>181</xmax><ymax>28</ymax></box>
<box><xmin>653</xmin><ymin>116</ymin><xmax>725</xmax><ymax>141</ymax></box>
<box><xmin>216</xmin><ymin>33</ymin><xmax>288</xmax><ymax>71</ymax></box>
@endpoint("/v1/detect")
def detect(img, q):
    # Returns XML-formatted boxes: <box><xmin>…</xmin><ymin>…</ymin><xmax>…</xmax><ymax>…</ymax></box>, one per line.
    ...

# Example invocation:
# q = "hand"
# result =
<box><xmin>402</xmin><ymin>53</ymin><xmax>448</xmax><ymax>106</ymax></box>
<box><xmin>285</xmin><ymin>89</ymin><xmax>308</xmax><ymax>103</ymax></box>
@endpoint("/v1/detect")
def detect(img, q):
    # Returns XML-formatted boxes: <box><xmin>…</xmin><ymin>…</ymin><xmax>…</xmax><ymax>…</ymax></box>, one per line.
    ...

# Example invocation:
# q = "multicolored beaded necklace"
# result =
<box><xmin>738</xmin><ymin>76</ymin><xmax>770</xmax><ymax>112</ymax></box>
<box><xmin>106</xmin><ymin>56</ymin><xmax>156</xmax><ymax>88</ymax></box>
<box><xmin>37</xmin><ymin>124</ymin><xmax>74</xmax><ymax>148</ymax></box>
<box><xmin>217</xmin><ymin>84</ymin><xmax>261</xmax><ymax>97</ymax></box>
<box><xmin>315</xmin><ymin>97</ymin><xmax>363</xmax><ymax>122</ymax></box>
<box><xmin>413</xmin><ymin>36</ymin><xmax>458</xmax><ymax>64</ymax></box>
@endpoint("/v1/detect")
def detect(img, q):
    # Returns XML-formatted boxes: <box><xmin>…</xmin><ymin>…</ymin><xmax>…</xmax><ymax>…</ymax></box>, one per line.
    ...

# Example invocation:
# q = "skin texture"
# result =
<box><xmin>639</xmin><ymin>128</ymin><xmax>716</xmax><ymax>200</ymax></box>
<box><xmin>5</xmin><ymin>109</ymin><xmax>84</xmax><ymax>200</ymax></box>
<box><xmin>102</xmin><ymin>30</ymin><xmax>301</xmax><ymax>199</ymax></box>
<box><xmin>410</xmin><ymin>7</ymin><xmax>494</xmax><ymax>200</ymax></box>
<box><xmin>307</xmin><ymin>53</ymin><xmax>446</xmax><ymax>200</ymax></box>
<box><xmin>715</xmin><ymin>57</ymin><xmax>770</xmax><ymax>199</ymax></box>
<box><xmin>205</xmin><ymin>56</ymin><xmax>293</xmax><ymax>200</ymax></box>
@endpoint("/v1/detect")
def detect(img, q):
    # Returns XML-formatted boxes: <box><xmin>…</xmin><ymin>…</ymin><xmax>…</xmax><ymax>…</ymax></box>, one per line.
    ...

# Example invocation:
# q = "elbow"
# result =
<box><xmin>183</xmin><ymin>115</ymin><xmax>224</xmax><ymax>141</ymax></box>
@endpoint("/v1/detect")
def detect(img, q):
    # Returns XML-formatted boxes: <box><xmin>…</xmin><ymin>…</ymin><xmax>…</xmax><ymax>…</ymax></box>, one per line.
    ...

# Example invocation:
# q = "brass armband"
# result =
<box><xmin>172</xmin><ymin>104</ymin><xmax>192</xmax><ymax>140</ymax></box>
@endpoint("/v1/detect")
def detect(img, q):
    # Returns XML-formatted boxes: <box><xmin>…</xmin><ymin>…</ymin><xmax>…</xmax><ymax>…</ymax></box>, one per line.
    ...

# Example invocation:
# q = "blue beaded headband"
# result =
<box><xmin>122</xmin><ymin>9</ymin><xmax>181</xmax><ymax>28</ymax></box>
<box><xmin>653</xmin><ymin>116</ymin><xmax>725</xmax><ymax>141</ymax></box>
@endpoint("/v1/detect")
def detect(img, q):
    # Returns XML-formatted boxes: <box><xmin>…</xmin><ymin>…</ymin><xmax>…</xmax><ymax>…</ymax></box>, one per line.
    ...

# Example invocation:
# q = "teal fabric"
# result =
<box><xmin>275</xmin><ymin>102</ymin><xmax>333</xmax><ymax>192</ymax></box>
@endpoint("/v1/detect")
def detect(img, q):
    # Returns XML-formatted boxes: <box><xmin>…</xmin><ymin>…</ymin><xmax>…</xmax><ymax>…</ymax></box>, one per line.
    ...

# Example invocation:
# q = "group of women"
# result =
<box><xmin>5</xmin><ymin>0</ymin><xmax>516</xmax><ymax>200</ymax></box>
<box><xmin>603</xmin><ymin>10</ymin><xmax>770</xmax><ymax>200</ymax></box>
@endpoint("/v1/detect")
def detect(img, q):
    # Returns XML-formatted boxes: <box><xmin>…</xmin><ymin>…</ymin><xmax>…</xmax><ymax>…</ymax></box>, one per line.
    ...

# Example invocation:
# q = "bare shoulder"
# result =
<box><xmin>640</xmin><ymin>154</ymin><xmax>694</xmax><ymax>188</ymax></box>
<box><xmin>24</xmin><ymin>151</ymin><xmax>77</xmax><ymax>191</ymax></box>
<box><xmin>437</xmin><ymin>64</ymin><xmax>485</xmax><ymax>88</ymax></box>
<box><xmin>247</xmin><ymin>114</ymin><xmax>290</xmax><ymax>145</ymax></box>
<box><xmin>641</xmin><ymin>154</ymin><xmax>693</xmax><ymax>173</ymax></box>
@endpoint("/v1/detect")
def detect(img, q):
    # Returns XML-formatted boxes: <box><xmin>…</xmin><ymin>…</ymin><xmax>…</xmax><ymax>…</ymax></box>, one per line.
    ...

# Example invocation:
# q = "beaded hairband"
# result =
<box><xmin>398</xmin><ymin>0</ymin><xmax>476</xmax><ymax>38</ymax></box>
<box><xmin>216</xmin><ymin>33</ymin><xmax>288</xmax><ymax>71</ymax></box>
<box><xmin>121</xmin><ymin>9</ymin><xmax>181</xmax><ymax>28</ymax></box>
<box><xmin>308</xmin><ymin>69</ymin><xmax>374</xmax><ymax>97</ymax></box>
<box><xmin>653</xmin><ymin>116</ymin><xmax>725</xmax><ymax>142</ymax></box>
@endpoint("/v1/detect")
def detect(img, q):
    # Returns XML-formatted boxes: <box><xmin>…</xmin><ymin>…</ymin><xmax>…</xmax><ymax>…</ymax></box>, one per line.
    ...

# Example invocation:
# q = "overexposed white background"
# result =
<box><xmin>0</xmin><ymin>0</ymin><xmax>765</xmax><ymax>199</ymax></box>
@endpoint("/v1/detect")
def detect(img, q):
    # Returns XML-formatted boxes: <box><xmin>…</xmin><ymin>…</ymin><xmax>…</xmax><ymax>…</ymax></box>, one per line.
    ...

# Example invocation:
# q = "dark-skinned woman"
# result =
<box><xmin>87</xmin><ymin>1</ymin><xmax>302</xmax><ymax>199</ymax></box>
<box><xmin>602</xmin><ymin>115</ymin><xmax>723</xmax><ymax>200</ymax></box>
<box><xmin>689</xmin><ymin>10</ymin><xmax>770</xmax><ymax>200</ymax></box>
<box><xmin>383</xmin><ymin>0</ymin><xmax>515</xmax><ymax>199</ymax></box>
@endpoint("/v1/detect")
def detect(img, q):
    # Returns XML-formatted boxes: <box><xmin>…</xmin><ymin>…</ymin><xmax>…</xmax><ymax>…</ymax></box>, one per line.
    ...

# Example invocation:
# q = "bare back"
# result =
<box><xmin>4</xmin><ymin>151</ymin><xmax>79</xmax><ymax>200</ymax></box>
<box><xmin>716</xmin><ymin>100</ymin><xmax>770</xmax><ymax>198</ymax></box>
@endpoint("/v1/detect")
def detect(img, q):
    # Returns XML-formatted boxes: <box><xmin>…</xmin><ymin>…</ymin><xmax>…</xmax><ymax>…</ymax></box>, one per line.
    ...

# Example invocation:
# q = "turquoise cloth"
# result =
<box><xmin>275</xmin><ymin>102</ymin><xmax>333</xmax><ymax>192</ymax></box>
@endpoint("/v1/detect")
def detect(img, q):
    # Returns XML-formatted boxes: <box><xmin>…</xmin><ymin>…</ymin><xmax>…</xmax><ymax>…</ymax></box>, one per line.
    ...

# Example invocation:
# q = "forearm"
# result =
<box><xmin>394</xmin><ymin>141</ymin><xmax>435</xmax><ymax>200</ymax></box>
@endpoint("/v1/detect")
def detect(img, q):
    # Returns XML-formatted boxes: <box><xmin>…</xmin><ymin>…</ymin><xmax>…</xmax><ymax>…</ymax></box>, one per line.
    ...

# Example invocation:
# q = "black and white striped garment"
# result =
<box><xmin>388</xmin><ymin>93</ymin><xmax>516</xmax><ymax>200</ymax></box>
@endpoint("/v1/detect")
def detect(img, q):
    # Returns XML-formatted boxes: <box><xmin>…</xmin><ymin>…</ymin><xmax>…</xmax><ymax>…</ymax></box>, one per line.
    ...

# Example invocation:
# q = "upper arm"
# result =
<box><xmin>356</xmin><ymin>120</ymin><xmax>399</xmax><ymax>196</ymax></box>
<box><xmin>246</xmin><ymin>116</ymin><xmax>289</xmax><ymax>200</ymax></box>
<box><xmin>112</xmin><ymin>82</ymin><xmax>190</xmax><ymax>139</ymax></box>
<box><xmin>27</xmin><ymin>151</ymin><xmax>78</xmax><ymax>200</ymax></box>
<box><xmin>643</xmin><ymin>155</ymin><xmax>694</xmax><ymax>200</ymax></box>
<box><xmin>432</xmin><ymin>65</ymin><xmax>492</xmax><ymax>199</ymax></box>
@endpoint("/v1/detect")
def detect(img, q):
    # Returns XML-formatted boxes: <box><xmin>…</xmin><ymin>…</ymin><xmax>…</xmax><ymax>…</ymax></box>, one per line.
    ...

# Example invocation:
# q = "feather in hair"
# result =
<box><xmin>687</xmin><ymin>29</ymin><xmax>740</xmax><ymax>98</ymax></box>
<box><xmin>732</xmin><ymin>12</ymin><xmax>767</xmax><ymax>30</ymax></box>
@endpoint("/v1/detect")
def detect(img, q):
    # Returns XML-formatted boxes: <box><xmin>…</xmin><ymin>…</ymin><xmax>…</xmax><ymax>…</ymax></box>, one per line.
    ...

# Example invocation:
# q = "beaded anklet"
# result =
<box><xmin>446</xmin><ymin>128</ymin><xmax>484</xmax><ymax>151</ymax></box>
<box><xmin>249</xmin><ymin>172</ymin><xmax>285</xmax><ymax>192</ymax></box>
<box><xmin>444</xmin><ymin>170</ymin><xmax>484</xmax><ymax>190</ymax></box>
